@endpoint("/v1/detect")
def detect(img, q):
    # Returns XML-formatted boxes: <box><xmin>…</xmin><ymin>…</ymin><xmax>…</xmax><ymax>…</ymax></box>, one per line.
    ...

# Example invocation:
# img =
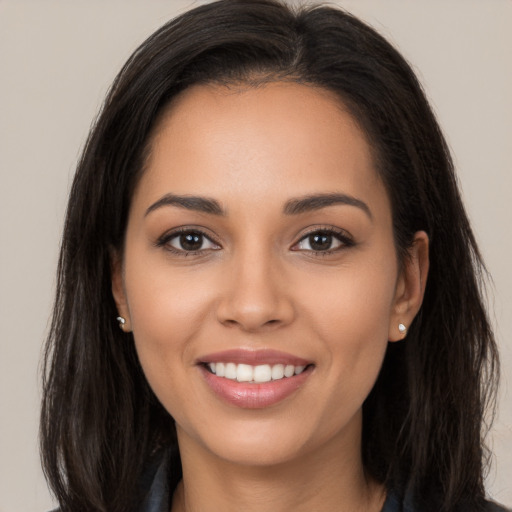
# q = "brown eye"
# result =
<box><xmin>179</xmin><ymin>233</ymin><xmax>203</xmax><ymax>251</ymax></box>
<box><xmin>293</xmin><ymin>229</ymin><xmax>353</xmax><ymax>253</ymax></box>
<box><xmin>165</xmin><ymin>230</ymin><xmax>220</xmax><ymax>253</ymax></box>
<box><xmin>308</xmin><ymin>233</ymin><xmax>334</xmax><ymax>251</ymax></box>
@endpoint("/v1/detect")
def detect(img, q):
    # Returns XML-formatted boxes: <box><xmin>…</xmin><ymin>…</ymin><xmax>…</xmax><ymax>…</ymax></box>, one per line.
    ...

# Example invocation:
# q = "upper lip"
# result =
<box><xmin>197</xmin><ymin>348</ymin><xmax>312</xmax><ymax>366</ymax></box>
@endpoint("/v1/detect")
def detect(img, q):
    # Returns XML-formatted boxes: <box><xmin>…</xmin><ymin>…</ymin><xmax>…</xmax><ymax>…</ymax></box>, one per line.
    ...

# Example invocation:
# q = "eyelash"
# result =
<box><xmin>155</xmin><ymin>226</ymin><xmax>354</xmax><ymax>257</ymax></box>
<box><xmin>292</xmin><ymin>227</ymin><xmax>355</xmax><ymax>256</ymax></box>
<box><xmin>155</xmin><ymin>227</ymin><xmax>221</xmax><ymax>257</ymax></box>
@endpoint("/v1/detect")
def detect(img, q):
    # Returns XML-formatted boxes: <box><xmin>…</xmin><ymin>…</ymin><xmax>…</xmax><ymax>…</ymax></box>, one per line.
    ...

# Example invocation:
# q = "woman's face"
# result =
<box><xmin>113</xmin><ymin>82</ymin><xmax>427</xmax><ymax>467</ymax></box>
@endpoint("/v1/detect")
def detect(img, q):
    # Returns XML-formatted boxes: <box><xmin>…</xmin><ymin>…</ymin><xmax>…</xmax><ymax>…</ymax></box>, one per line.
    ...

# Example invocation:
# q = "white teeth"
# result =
<box><xmin>216</xmin><ymin>362</ymin><xmax>225</xmax><ymax>377</ymax></box>
<box><xmin>253</xmin><ymin>364</ymin><xmax>272</xmax><ymax>383</ymax></box>
<box><xmin>225</xmin><ymin>362</ymin><xmax>237</xmax><ymax>380</ymax></box>
<box><xmin>207</xmin><ymin>362</ymin><xmax>308</xmax><ymax>382</ymax></box>
<box><xmin>236</xmin><ymin>364</ymin><xmax>253</xmax><ymax>382</ymax></box>
<box><xmin>284</xmin><ymin>365</ymin><xmax>295</xmax><ymax>378</ymax></box>
<box><xmin>271</xmin><ymin>364</ymin><xmax>284</xmax><ymax>380</ymax></box>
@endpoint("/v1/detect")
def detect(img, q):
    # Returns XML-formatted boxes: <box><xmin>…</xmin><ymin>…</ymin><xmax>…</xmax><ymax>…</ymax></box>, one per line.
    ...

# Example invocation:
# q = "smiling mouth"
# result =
<box><xmin>204</xmin><ymin>362</ymin><xmax>312</xmax><ymax>383</ymax></box>
<box><xmin>198</xmin><ymin>350</ymin><xmax>314</xmax><ymax>408</ymax></box>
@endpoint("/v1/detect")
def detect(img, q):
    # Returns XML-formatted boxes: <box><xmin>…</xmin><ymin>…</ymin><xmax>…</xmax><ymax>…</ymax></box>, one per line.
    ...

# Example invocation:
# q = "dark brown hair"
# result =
<box><xmin>40</xmin><ymin>1</ymin><xmax>499</xmax><ymax>511</ymax></box>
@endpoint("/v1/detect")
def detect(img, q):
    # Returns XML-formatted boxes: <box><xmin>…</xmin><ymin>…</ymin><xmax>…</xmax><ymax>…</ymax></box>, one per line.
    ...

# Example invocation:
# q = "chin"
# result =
<box><xmin>177</xmin><ymin>415</ymin><xmax>316</xmax><ymax>466</ymax></box>
<box><xmin>177</xmin><ymin>408</ymin><xmax>358</xmax><ymax>470</ymax></box>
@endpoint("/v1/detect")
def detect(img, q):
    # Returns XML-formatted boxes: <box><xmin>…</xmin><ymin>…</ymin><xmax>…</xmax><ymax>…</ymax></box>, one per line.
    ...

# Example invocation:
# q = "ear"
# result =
<box><xmin>110</xmin><ymin>248</ymin><xmax>132</xmax><ymax>332</ymax></box>
<box><xmin>388</xmin><ymin>231</ymin><xmax>429</xmax><ymax>341</ymax></box>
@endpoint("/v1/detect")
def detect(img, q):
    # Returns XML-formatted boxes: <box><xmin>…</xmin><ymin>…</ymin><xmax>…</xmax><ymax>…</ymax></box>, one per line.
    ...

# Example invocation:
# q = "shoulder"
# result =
<box><xmin>382</xmin><ymin>491</ymin><xmax>511</xmax><ymax>512</ymax></box>
<box><xmin>485</xmin><ymin>502</ymin><xmax>511</xmax><ymax>512</ymax></box>
<box><xmin>47</xmin><ymin>447</ymin><xmax>176</xmax><ymax>512</ymax></box>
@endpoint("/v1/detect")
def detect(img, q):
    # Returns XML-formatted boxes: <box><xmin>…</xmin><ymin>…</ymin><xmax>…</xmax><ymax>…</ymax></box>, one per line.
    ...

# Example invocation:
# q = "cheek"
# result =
<box><xmin>125</xmin><ymin>253</ymin><xmax>214</xmax><ymax>340</ymax></box>
<box><xmin>300</xmin><ymin>251</ymin><xmax>397</xmax><ymax>384</ymax></box>
<box><xmin>123</xmin><ymin>256</ymin><xmax>217</xmax><ymax>403</ymax></box>
<box><xmin>297</xmin><ymin>265</ymin><xmax>395</xmax><ymax>437</ymax></box>
<box><xmin>305</xmin><ymin>253</ymin><xmax>396</xmax><ymax>333</ymax></box>
<box><xmin>323</xmin><ymin>280</ymin><xmax>393</xmax><ymax>345</ymax></box>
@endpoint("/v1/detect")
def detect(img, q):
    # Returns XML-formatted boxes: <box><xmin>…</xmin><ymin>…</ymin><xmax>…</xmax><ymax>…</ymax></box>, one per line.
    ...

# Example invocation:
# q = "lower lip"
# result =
<box><xmin>200</xmin><ymin>365</ymin><xmax>313</xmax><ymax>409</ymax></box>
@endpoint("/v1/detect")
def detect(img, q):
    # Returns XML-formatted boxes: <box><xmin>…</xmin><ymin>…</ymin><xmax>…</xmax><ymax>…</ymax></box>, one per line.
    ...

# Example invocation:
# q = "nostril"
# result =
<box><xmin>216</xmin><ymin>292</ymin><xmax>294</xmax><ymax>331</ymax></box>
<box><xmin>222</xmin><ymin>319</ymin><xmax>239</xmax><ymax>327</ymax></box>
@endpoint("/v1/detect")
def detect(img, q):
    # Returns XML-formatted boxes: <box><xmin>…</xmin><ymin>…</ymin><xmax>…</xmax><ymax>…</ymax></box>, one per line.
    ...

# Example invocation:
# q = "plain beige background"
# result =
<box><xmin>0</xmin><ymin>1</ymin><xmax>510</xmax><ymax>511</ymax></box>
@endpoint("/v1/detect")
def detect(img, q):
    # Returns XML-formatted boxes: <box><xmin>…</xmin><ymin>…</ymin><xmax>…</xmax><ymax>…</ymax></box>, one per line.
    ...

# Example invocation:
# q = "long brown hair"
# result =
<box><xmin>41</xmin><ymin>1</ymin><xmax>499</xmax><ymax>510</ymax></box>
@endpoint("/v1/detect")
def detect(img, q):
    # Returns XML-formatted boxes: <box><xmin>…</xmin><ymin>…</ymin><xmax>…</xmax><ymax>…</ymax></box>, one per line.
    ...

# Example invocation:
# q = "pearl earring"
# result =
<box><xmin>398</xmin><ymin>323</ymin><xmax>407</xmax><ymax>335</ymax></box>
<box><xmin>116</xmin><ymin>316</ymin><xmax>126</xmax><ymax>330</ymax></box>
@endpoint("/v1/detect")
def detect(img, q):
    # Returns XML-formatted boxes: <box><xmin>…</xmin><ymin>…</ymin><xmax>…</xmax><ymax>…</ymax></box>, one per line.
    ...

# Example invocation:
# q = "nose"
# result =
<box><xmin>215</xmin><ymin>248</ymin><xmax>295</xmax><ymax>332</ymax></box>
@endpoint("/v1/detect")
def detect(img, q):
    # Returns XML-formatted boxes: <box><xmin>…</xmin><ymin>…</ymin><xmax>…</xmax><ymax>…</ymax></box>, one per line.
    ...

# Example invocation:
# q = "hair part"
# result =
<box><xmin>40</xmin><ymin>1</ymin><xmax>499</xmax><ymax>511</ymax></box>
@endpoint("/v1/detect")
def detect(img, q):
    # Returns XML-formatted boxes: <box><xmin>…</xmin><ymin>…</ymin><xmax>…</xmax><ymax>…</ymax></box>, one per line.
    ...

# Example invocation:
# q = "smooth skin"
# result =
<box><xmin>112</xmin><ymin>82</ymin><xmax>429</xmax><ymax>512</ymax></box>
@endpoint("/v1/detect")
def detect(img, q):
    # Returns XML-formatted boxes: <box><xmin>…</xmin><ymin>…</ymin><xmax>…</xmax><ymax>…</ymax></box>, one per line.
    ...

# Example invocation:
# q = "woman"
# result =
<box><xmin>40</xmin><ymin>1</ymin><xmax>508</xmax><ymax>511</ymax></box>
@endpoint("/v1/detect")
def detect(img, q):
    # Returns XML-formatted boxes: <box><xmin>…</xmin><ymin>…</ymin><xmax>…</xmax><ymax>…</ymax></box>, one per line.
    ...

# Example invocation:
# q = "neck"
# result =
<box><xmin>171</xmin><ymin>420</ymin><xmax>386</xmax><ymax>512</ymax></box>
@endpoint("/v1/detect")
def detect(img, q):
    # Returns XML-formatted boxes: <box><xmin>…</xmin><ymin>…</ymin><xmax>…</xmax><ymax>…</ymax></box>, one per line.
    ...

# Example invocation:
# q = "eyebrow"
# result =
<box><xmin>145</xmin><ymin>192</ymin><xmax>372</xmax><ymax>219</ymax></box>
<box><xmin>283</xmin><ymin>193</ymin><xmax>372</xmax><ymax>219</ymax></box>
<box><xmin>145</xmin><ymin>194</ymin><xmax>226</xmax><ymax>217</ymax></box>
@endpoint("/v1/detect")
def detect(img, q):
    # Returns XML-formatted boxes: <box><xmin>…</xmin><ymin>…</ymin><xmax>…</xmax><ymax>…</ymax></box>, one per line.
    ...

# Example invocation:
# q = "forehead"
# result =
<box><xmin>135</xmin><ymin>81</ymin><xmax>387</xmax><ymax>216</ymax></box>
